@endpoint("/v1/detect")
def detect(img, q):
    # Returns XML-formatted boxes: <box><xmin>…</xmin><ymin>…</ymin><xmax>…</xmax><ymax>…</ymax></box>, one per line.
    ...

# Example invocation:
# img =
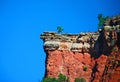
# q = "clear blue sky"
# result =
<box><xmin>0</xmin><ymin>0</ymin><xmax>120</xmax><ymax>82</ymax></box>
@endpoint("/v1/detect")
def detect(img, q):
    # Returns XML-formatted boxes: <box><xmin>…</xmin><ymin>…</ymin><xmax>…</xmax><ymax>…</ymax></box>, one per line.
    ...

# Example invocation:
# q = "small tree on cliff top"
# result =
<box><xmin>57</xmin><ymin>26</ymin><xmax>64</xmax><ymax>33</ymax></box>
<box><xmin>97</xmin><ymin>14</ymin><xmax>109</xmax><ymax>28</ymax></box>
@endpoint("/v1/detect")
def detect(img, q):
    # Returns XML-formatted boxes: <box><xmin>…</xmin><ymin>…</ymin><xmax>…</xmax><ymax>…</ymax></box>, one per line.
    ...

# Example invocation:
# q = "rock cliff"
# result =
<box><xmin>40</xmin><ymin>15</ymin><xmax>120</xmax><ymax>82</ymax></box>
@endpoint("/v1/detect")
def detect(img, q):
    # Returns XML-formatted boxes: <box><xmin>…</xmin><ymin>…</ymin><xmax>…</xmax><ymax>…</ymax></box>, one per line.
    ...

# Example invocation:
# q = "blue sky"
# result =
<box><xmin>0</xmin><ymin>0</ymin><xmax>120</xmax><ymax>82</ymax></box>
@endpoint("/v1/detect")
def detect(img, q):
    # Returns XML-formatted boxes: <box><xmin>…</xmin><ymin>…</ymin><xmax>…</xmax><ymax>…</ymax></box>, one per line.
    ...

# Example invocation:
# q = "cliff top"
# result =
<box><xmin>40</xmin><ymin>15</ymin><xmax>120</xmax><ymax>53</ymax></box>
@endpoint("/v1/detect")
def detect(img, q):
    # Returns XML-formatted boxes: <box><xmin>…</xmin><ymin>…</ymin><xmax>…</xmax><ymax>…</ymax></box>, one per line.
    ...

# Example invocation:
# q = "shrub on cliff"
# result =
<box><xmin>83</xmin><ymin>65</ymin><xmax>88</xmax><ymax>71</ymax></box>
<box><xmin>42</xmin><ymin>77</ymin><xmax>58</xmax><ymax>82</ymax></box>
<box><xmin>58</xmin><ymin>73</ymin><xmax>69</xmax><ymax>82</ymax></box>
<box><xmin>42</xmin><ymin>73</ymin><xmax>69</xmax><ymax>82</ymax></box>
<box><xmin>75</xmin><ymin>77</ymin><xmax>86</xmax><ymax>82</ymax></box>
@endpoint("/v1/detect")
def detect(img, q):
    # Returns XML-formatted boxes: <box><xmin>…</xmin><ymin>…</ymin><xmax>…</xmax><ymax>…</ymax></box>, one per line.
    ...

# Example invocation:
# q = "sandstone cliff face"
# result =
<box><xmin>40</xmin><ymin>15</ymin><xmax>120</xmax><ymax>82</ymax></box>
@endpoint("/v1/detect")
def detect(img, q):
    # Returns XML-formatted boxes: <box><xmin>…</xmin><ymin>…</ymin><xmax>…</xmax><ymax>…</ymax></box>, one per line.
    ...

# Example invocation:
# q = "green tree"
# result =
<box><xmin>97</xmin><ymin>14</ymin><xmax>109</xmax><ymax>27</ymax></box>
<box><xmin>57</xmin><ymin>26</ymin><xmax>64</xmax><ymax>33</ymax></box>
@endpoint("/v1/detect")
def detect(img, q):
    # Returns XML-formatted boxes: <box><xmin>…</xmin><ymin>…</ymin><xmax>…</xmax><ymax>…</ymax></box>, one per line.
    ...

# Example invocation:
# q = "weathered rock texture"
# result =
<box><xmin>40</xmin><ymin>15</ymin><xmax>120</xmax><ymax>82</ymax></box>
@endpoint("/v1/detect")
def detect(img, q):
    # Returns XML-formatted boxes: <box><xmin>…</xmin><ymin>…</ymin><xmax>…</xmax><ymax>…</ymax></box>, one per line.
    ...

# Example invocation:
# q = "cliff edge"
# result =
<box><xmin>40</xmin><ymin>15</ymin><xmax>120</xmax><ymax>82</ymax></box>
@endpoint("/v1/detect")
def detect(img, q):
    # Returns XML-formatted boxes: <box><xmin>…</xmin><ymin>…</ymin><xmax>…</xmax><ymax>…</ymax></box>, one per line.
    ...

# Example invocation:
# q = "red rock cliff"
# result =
<box><xmin>40</xmin><ymin>15</ymin><xmax>120</xmax><ymax>82</ymax></box>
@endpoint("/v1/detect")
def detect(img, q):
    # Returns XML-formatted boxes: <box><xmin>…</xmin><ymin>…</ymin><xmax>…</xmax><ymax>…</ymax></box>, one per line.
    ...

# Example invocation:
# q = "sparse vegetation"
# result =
<box><xmin>97</xmin><ymin>14</ymin><xmax>109</xmax><ymax>28</ymax></box>
<box><xmin>42</xmin><ymin>73</ymin><xmax>69</xmax><ymax>82</ymax></box>
<box><xmin>58</xmin><ymin>73</ymin><xmax>69</xmax><ymax>82</ymax></box>
<box><xmin>75</xmin><ymin>77</ymin><xmax>86</xmax><ymax>82</ymax></box>
<box><xmin>42</xmin><ymin>77</ymin><xmax>58</xmax><ymax>82</ymax></box>
<box><xmin>57</xmin><ymin>26</ymin><xmax>64</xmax><ymax>33</ymax></box>
<box><xmin>83</xmin><ymin>65</ymin><xmax>88</xmax><ymax>71</ymax></box>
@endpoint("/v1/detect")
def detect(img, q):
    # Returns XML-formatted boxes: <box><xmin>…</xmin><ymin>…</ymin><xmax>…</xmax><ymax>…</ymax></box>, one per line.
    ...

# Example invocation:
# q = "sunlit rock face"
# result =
<box><xmin>41</xmin><ymin>32</ymin><xmax>99</xmax><ymax>53</ymax></box>
<box><xmin>40</xmin><ymin>15</ymin><xmax>120</xmax><ymax>82</ymax></box>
